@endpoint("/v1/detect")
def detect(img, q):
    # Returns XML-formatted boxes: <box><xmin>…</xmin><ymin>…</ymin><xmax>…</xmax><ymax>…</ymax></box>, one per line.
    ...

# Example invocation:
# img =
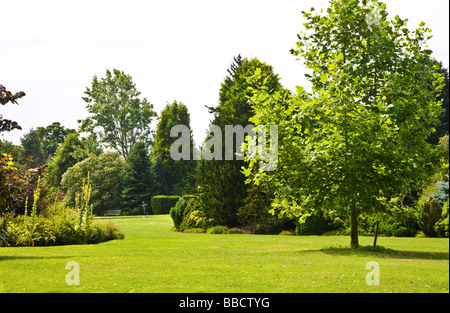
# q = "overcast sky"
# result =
<box><xmin>1</xmin><ymin>0</ymin><xmax>449</xmax><ymax>146</ymax></box>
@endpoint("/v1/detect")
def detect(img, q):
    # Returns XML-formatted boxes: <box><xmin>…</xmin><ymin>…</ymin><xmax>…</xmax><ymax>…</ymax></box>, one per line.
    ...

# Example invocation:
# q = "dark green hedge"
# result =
<box><xmin>151</xmin><ymin>196</ymin><xmax>181</xmax><ymax>214</ymax></box>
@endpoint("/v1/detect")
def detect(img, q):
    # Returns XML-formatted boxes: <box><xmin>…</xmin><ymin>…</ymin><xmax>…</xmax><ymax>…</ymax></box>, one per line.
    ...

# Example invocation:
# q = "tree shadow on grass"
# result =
<box><xmin>317</xmin><ymin>245</ymin><xmax>449</xmax><ymax>261</ymax></box>
<box><xmin>0</xmin><ymin>255</ymin><xmax>76</xmax><ymax>262</ymax></box>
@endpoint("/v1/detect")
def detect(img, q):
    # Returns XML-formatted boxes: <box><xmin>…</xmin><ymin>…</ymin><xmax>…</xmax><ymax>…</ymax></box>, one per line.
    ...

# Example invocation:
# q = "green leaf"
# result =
<box><xmin>242</xmin><ymin>167</ymin><xmax>251</xmax><ymax>177</ymax></box>
<box><xmin>320</xmin><ymin>74</ymin><xmax>328</xmax><ymax>83</ymax></box>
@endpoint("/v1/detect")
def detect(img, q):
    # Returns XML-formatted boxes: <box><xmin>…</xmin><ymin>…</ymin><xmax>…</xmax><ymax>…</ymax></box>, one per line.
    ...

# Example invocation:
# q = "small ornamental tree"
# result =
<box><xmin>0</xmin><ymin>84</ymin><xmax>25</xmax><ymax>133</ymax></box>
<box><xmin>1</xmin><ymin>84</ymin><xmax>25</xmax><ymax>213</ymax></box>
<box><xmin>245</xmin><ymin>0</ymin><xmax>446</xmax><ymax>247</ymax></box>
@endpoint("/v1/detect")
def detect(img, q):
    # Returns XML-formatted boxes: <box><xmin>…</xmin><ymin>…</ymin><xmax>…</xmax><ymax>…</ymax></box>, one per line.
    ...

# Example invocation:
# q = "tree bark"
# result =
<box><xmin>350</xmin><ymin>209</ymin><xmax>359</xmax><ymax>248</ymax></box>
<box><xmin>373</xmin><ymin>220</ymin><xmax>380</xmax><ymax>248</ymax></box>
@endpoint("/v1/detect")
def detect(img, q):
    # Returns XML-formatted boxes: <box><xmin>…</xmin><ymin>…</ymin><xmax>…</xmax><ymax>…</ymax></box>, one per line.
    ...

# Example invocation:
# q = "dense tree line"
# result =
<box><xmin>1</xmin><ymin>0</ymin><xmax>449</xmax><ymax>246</ymax></box>
<box><xmin>1</xmin><ymin>70</ymin><xmax>198</xmax><ymax>216</ymax></box>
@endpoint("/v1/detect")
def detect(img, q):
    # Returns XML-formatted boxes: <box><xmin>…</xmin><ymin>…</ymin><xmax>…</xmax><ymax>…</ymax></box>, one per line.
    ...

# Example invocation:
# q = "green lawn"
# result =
<box><xmin>0</xmin><ymin>215</ymin><xmax>448</xmax><ymax>293</ymax></box>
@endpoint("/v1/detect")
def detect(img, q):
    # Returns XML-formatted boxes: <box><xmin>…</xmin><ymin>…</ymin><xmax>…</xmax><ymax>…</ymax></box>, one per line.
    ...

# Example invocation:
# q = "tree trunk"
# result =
<box><xmin>373</xmin><ymin>220</ymin><xmax>380</xmax><ymax>248</ymax></box>
<box><xmin>350</xmin><ymin>209</ymin><xmax>359</xmax><ymax>248</ymax></box>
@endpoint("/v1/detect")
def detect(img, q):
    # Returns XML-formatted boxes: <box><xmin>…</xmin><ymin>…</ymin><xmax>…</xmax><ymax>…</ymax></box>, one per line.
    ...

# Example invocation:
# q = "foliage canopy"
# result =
<box><xmin>80</xmin><ymin>69</ymin><xmax>157</xmax><ymax>158</ymax></box>
<box><xmin>245</xmin><ymin>0</ymin><xmax>446</xmax><ymax>246</ymax></box>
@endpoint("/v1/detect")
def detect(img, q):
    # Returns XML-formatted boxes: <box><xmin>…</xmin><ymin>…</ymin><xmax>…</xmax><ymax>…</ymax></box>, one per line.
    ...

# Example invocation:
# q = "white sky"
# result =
<box><xmin>1</xmin><ymin>0</ymin><xmax>449</xmax><ymax>146</ymax></box>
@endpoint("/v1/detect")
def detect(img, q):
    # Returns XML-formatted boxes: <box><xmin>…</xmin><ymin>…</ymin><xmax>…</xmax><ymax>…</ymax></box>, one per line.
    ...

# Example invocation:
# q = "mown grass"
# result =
<box><xmin>0</xmin><ymin>215</ymin><xmax>448</xmax><ymax>293</ymax></box>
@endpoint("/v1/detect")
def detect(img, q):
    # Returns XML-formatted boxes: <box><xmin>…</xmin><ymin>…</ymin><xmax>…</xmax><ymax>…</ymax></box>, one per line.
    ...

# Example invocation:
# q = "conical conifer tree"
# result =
<box><xmin>122</xmin><ymin>142</ymin><xmax>154</xmax><ymax>214</ymax></box>
<box><xmin>198</xmin><ymin>55</ymin><xmax>283</xmax><ymax>227</ymax></box>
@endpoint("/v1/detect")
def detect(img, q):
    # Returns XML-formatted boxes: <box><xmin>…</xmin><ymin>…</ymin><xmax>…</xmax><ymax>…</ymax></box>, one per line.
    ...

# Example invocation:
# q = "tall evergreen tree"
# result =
<box><xmin>198</xmin><ymin>55</ymin><xmax>283</xmax><ymax>227</ymax></box>
<box><xmin>152</xmin><ymin>100</ymin><xmax>196</xmax><ymax>195</ymax></box>
<box><xmin>151</xmin><ymin>155</ymin><xmax>169</xmax><ymax>195</ymax></box>
<box><xmin>46</xmin><ymin>133</ymin><xmax>83</xmax><ymax>187</ymax></box>
<box><xmin>46</xmin><ymin>132</ymin><xmax>102</xmax><ymax>187</ymax></box>
<box><xmin>122</xmin><ymin>142</ymin><xmax>154</xmax><ymax>214</ymax></box>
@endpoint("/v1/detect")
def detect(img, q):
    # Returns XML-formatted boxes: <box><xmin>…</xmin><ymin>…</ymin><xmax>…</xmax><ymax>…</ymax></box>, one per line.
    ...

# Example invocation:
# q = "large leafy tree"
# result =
<box><xmin>80</xmin><ymin>69</ymin><xmax>157</xmax><ymax>158</ymax></box>
<box><xmin>20</xmin><ymin>122</ymin><xmax>74</xmax><ymax>168</ymax></box>
<box><xmin>427</xmin><ymin>62</ymin><xmax>449</xmax><ymax>145</ymax></box>
<box><xmin>20</xmin><ymin>128</ymin><xmax>46</xmax><ymax>168</ymax></box>
<box><xmin>152</xmin><ymin>100</ymin><xmax>196</xmax><ymax>195</ymax></box>
<box><xmin>37</xmin><ymin>122</ymin><xmax>75</xmax><ymax>159</ymax></box>
<box><xmin>245</xmin><ymin>0</ymin><xmax>446</xmax><ymax>247</ymax></box>
<box><xmin>61</xmin><ymin>152</ymin><xmax>126</xmax><ymax>215</ymax></box>
<box><xmin>198</xmin><ymin>55</ymin><xmax>283</xmax><ymax>227</ymax></box>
